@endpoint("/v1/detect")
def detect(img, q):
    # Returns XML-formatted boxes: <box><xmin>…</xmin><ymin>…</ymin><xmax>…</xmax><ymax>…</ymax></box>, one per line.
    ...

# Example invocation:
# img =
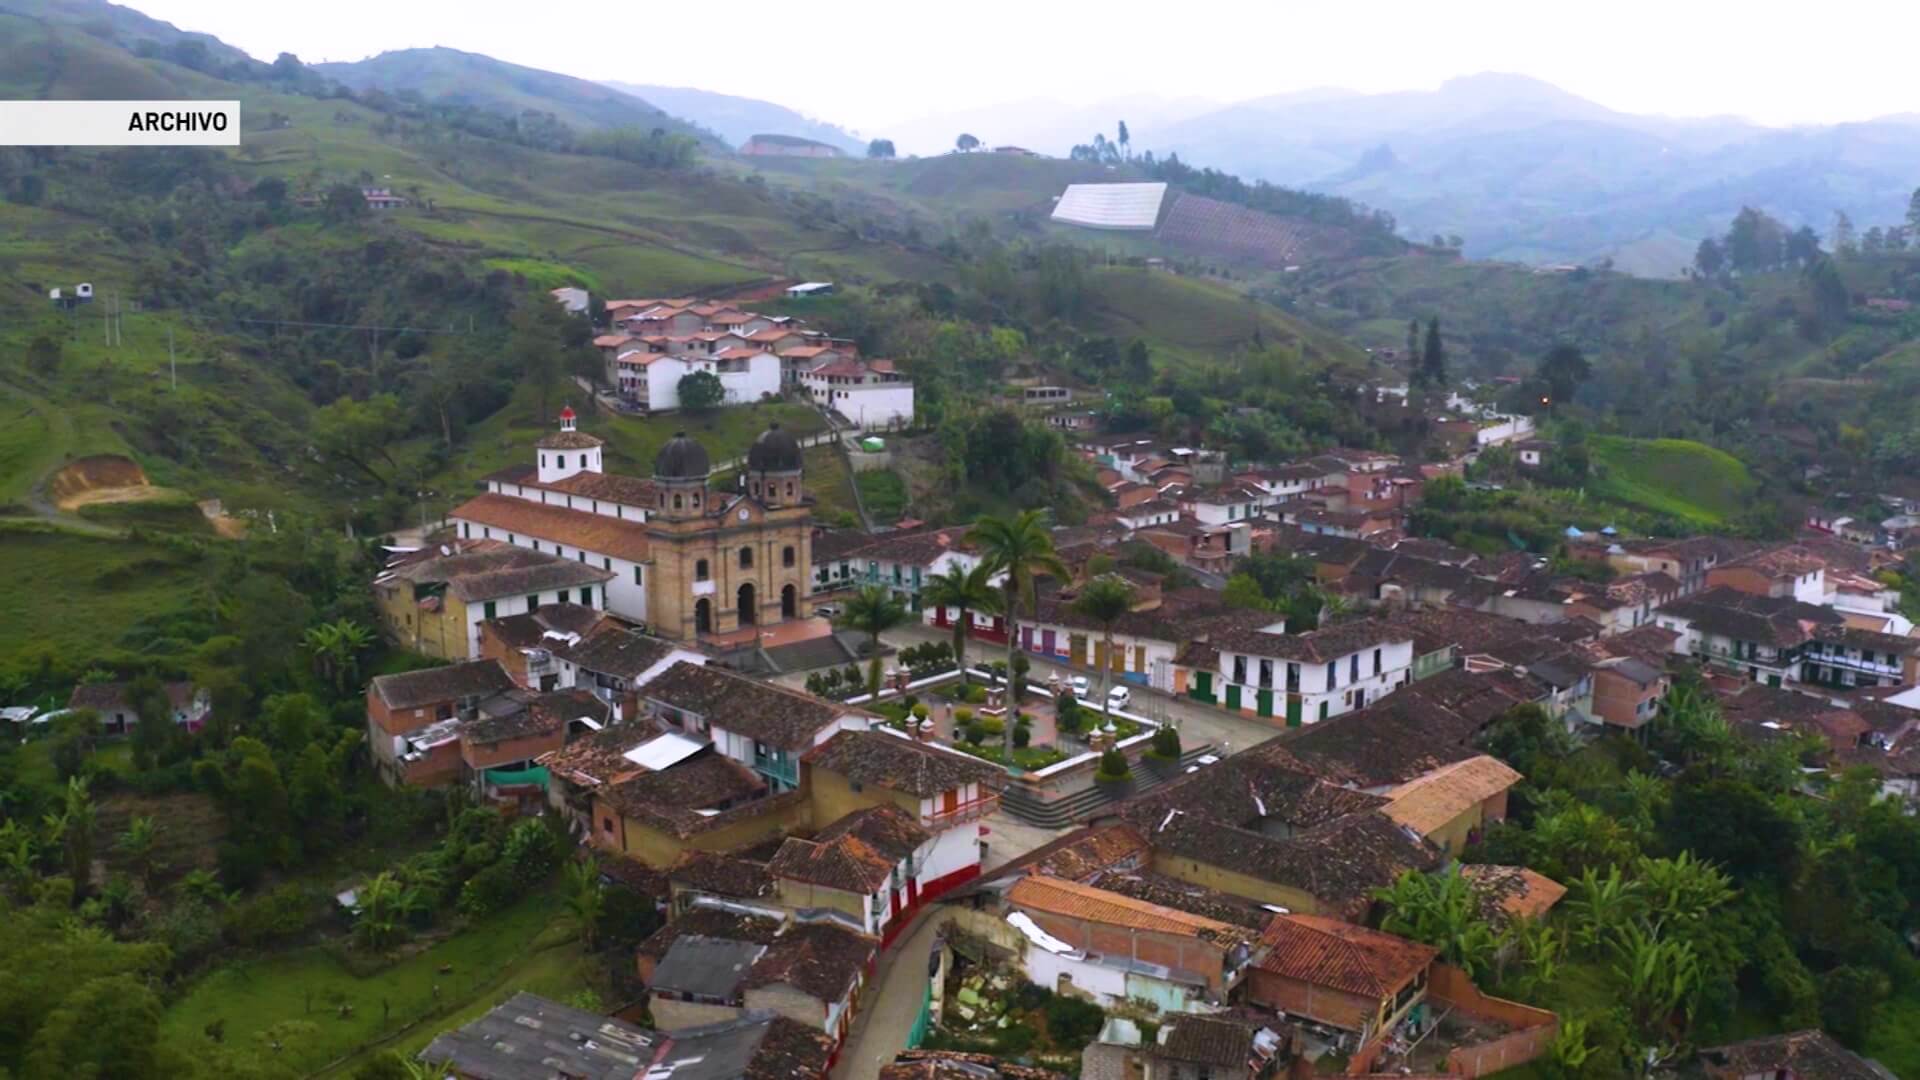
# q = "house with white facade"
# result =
<box><xmin>1187</xmin><ymin>619</ymin><xmax>1415</xmax><ymax>725</ymax></box>
<box><xmin>801</xmin><ymin>358</ymin><xmax>914</xmax><ymax>428</ymax></box>
<box><xmin>614</xmin><ymin>346</ymin><xmax>780</xmax><ymax>411</ymax></box>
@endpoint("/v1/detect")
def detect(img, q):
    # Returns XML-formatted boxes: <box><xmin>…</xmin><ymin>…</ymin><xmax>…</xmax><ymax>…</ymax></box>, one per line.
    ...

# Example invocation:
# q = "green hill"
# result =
<box><xmin>316</xmin><ymin>47</ymin><xmax>719</xmax><ymax>145</ymax></box>
<box><xmin>1589</xmin><ymin>436</ymin><xmax>1756</xmax><ymax>526</ymax></box>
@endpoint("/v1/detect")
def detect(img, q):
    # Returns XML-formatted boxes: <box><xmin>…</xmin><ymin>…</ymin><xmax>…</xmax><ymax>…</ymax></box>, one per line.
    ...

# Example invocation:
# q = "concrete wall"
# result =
<box><xmin>1428</xmin><ymin>964</ymin><xmax>1558</xmax><ymax>1079</ymax></box>
<box><xmin>1018</xmin><ymin>908</ymin><xmax>1229</xmax><ymax>996</ymax></box>
<box><xmin>1247</xmin><ymin>970</ymin><xmax>1382</xmax><ymax>1036</ymax></box>
<box><xmin>649</xmin><ymin>997</ymin><xmax>740</xmax><ymax>1031</ymax></box>
<box><xmin>1149</xmin><ymin>851</ymin><xmax>1323</xmax><ymax>915</ymax></box>
<box><xmin>745</xmin><ymin>983</ymin><xmax>836</xmax><ymax>1033</ymax></box>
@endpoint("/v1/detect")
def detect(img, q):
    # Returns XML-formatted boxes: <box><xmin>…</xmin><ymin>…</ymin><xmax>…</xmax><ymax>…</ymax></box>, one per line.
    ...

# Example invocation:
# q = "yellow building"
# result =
<box><xmin>449</xmin><ymin>414</ymin><xmax>815</xmax><ymax>643</ymax></box>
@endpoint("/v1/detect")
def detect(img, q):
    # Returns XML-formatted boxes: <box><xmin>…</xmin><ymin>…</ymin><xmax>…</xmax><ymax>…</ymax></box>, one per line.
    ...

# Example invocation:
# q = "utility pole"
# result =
<box><xmin>169</xmin><ymin>328</ymin><xmax>177</xmax><ymax>391</ymax></box>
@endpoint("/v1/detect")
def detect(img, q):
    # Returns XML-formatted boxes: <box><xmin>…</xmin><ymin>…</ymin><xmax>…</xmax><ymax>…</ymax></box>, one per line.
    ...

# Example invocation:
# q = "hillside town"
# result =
<box><xmin>78</xmin><ymin>280</ymin><xmax>1920</xmax><ymax>1078</ymax></box>
<box><xmin>11</xmin><ymin>12</ymin><xmax>1920</xmax><ymax>1077</ymax></box>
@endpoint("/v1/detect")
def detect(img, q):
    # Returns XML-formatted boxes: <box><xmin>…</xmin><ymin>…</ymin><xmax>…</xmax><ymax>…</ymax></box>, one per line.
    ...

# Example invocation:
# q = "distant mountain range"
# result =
<box><xmin>604</xmin><ymin>83</ymin><xmax>864</xmax><ymax>155</ymax></box>
<box><xmin>1151</xmin><ymin>73</ymin><xmax>1920</xmax><ymax>273</ymax></box>
<box><xmin>314</xmin><ymin>48</ymin><xmax>720</xmax><ymax>146</ymax></box>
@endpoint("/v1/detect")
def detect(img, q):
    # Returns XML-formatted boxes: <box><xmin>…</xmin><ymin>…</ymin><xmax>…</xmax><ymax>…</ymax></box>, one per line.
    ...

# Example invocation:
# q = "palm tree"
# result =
<box><xmin>921</xmin><ymin>563</ymin><xmax>1002</xmax><ymax>685</ymax></box>
<box><xmin>1565</xmin><ymin>864</ymin><xmax>1644</xmax><ymax>950</ymax></box>
<box><xmin>303</xmin><ymin>618</ymin><xmax>376</xmax><ymax>694</ymax></box>
<box><xmin>1374</xmin><ymin>869</ymin><xmax>1503</xmax><ymax>979</ymax></box>
<box><xmin>176</xmin><ymin>868</ymin><xmax>231</xmax><ymax>907</ymax></box>
<box><xmin>117</xmin><ymin>816</ymin><xmax>159</xmax><ymax>890</ymax></box>
<box><xmin>354</xmin><ymin>871</ymin><xmax>408</xmax><ymax>951</ymax></box>
<box><xmin>0</xmin><ymin>821</ymin><xmax>36</xmax><ymax>903</ymax></box>
<box><xmin>1072</xmin><ymin>576</ymin><xmax>1135</xmax><ymax>715</ymax></box>
<box><xmin>835</xmin><ymin>585</ymin><xmax>910</xmax><ymax>699</ymax></box>
<box><xmin>968</xmin><ymin>511</ymin><xmax>1068</xmax><ymax>754</ymax></box>
<box><xmin>563</xmin><ymin>857</ymin><xmax>605</xmax><ymax>951</ymax></box>
<box><xmin>45</xmin><ymin>777</ymin><xmax>95</xmax><ymax>899</ymax></box>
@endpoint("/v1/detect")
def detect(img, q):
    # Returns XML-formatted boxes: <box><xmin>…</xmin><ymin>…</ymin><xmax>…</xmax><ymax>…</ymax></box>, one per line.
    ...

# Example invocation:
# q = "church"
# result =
<box><xmin>448</xmin><ymin>407</ymin><xmax>815</xmax><ymax>642</ymax></box>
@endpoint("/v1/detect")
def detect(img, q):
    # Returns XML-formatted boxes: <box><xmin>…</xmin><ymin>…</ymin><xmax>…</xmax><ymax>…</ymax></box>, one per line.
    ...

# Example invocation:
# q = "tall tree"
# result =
<box><xmin>677</xmin><ymin>369</ymin><xmax>725</xmax><ymax>412</ymax></box>
<box><xmin>1693</xmin><ymin>236</ymin><xmax>1726</xmax><ymax>278</ymax></box>
<box><xmin>1072</xmin><ymin>576</ymin><xmax>1136</xmax><ymax>716</ymax></box>
<box><xmin>1831</xmin><ymin>210</ymin><xmax>1857</xmax><ymax>256</ymax></box>
<box><xmin>866</xmin><ymin>138</ymin><xmax>896</xmax><ymax>159</ymax></box>
<box><xmin>1538</xmin><ymin>343</ymin><xmax>1591</xmax><ymax>413</ymax></box>
<box><xmin>921</xmin><ymin>563</ymin><xmax>1003</xmax><ymax>685</ymax></box>
<box><xmin>835</xmin><ymin>586</ymin><xmax>910</xmax><ymax>698</ymax></box>
<box><xmin>968</xmin><ymin>510</ymin><xmax>1068</xmax><ymax>754</ymax></box>
<box><xmin>955</xmin><ymin>133</ymin><xmax>980</xmax><ymax>153</ymax></box>
<box><xmin>1420</xmin><ymin>316</ymin><xmax>1446</xmax><ymax>387</ymax></box>
<box><xmin>1116</xmin><ymin>120</ymin><xmax>1130</xmax><ymax>159</ymax></box>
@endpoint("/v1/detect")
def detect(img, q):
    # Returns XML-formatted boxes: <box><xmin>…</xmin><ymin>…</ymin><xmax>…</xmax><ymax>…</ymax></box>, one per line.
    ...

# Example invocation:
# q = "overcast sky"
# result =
<box><xmin>137</xmin><ymin>0</ymin><xmax>1920</xmax><ymax>130</ymax></box>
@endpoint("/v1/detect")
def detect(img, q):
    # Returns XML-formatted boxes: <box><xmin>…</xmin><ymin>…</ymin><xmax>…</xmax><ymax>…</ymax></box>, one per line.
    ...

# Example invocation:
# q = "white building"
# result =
<box><xmin>1202</xmin><ymin>621</ymin><xmax>1415</xmax><ymax>725</ymax></box>
<box><xmin>800</xmin><ymin>359</ymin><xmax>914</xmax><ymax>428</ymax></box>
<box><xmin>549</xmin><ymin>286</ymin><xmax>590</xmax><ymax>315</ymax></box>
<box><xmin>615</xmin><ymin>347</ymin><xmax>780</xmax><ymax>411</ymax></box>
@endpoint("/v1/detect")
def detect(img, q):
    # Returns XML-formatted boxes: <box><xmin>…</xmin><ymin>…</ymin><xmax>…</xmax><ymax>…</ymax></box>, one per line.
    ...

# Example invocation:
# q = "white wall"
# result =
<box><xmin>1475</xmin><ymin>415</ymin><xmax>1535</xmax><ymax>446</ymax></box>
<box><xmin>486</xmin><ymin>480</ymin><xmax>650</xmax><ymax>524</ymax></box>
<box><xmin>719</xmin><ymin>352</ymin><xmax>781</xmax><ymax>404</ymax></box>
<box><xmin>451</xmin><ymin>517</ymin><xmax>644</xmax><ymax>623</ymax></box>
<box><xmin>821</xmin><ymin>383</ymin><xmax>914</xmax><ymax>427</ymax></box>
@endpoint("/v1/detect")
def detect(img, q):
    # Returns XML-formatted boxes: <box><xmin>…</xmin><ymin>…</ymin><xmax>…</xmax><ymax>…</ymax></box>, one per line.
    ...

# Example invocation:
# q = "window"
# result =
<box><xmin>531</xmin><ymin>540</ymin><xmax>541</xmax><ymax>553</ymax></box>
<box><xmin>557</xmin><ymin>590</ymin><xmax>570</xmax><ymax>605</ymax></box>
<box><xmin>673</xmin><ymin>494</ymin><xmax>683</xmax><ymax>510</ymax></box>
<box><xmin>1373</xmin><ymin>648</ymin><xmax>1382</xmax><ymax>676</ymax></box>
<box><xmin>578</xmin><ymin>551</ymin><xmax>587</xmax><ymax>563</ymax></box>
<box><xmin>484</xmin><ymin>601</ymin><xmax>497</xmax><ymax>619</ymax></box>
<box><xmin>1350</xmin><ymin>654</ymin><xmax>1360</xmax><ymax>681</ymax></box>
<box><xmin>1318</xmin><ymin>701</ymin><xmax>1329</xmax><ymax>721</ymax></box>
<box><xmin>696</xmin><ymin>559</ymin><xmax>710</xmax><ymax>581</ymax></box>
<box><xmin>527</xmin><ymin>594</ymin><xmax>540</xmax><ymax>611</ymax></box>
<box><xmin>462</xmin><ymin>522</ymin><xmax>471</xmax><ymax>539</ymax></box>
<box><xmin>601</xmin><ymin>817</ymin><xmax>614</xmax><ymax>834</ymax></box>
<box><xmin>739</xmin><ymin>546</ymin><xmax>754</xmax><ymax>569</ymax></box>
<box><xmin>581</xmin><ymin>587</ymin><xmax>594</xmax><ymax>608</ymax></box>
<box><xmin>634</xmin><ymin>566</ymin><xmax>643</xmax><ymax>585</ymax></box>
<box><xmin>540</xmin><ymin>454</ymin><xmax>546</xmax><ymax>469</ymax></box>
<box><xmin>786</xmin><ymin>482</ymin><xmax>796</xmax><ymax>498</ymax></box>
<box><xmin>1326</xmin><ymin>661</ymin><xmax>1337</xmax><ymax>690</ymax></box>
<box><xmin>783</xmin><ymin>545</ymin><xmax>796</xmax><ymax>568</ymax></box>
<box><xmin>1233</xmin><ymin>655</ymin><xmax>1248</xmax><ymax>684</ymax></box>
<box><xmin>604</xmin><ymin>557</ymin><xmax>612</xmax><ymax>571</ymax></box>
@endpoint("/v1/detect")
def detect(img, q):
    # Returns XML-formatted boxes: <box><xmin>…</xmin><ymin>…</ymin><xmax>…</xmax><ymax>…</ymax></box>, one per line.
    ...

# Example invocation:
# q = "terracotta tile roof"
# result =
<box><xmin>1007</xmin><ymin>875</ymin><xmax>1255</xmax><ymax>947</ymax></box>
<box><xmin>1148</xmin><ymin>811</ymin><xmax>1440</xmax><ymax>922</ymax></box>
<box><xmin>598</xmin><ymin>754</ymin><xmax>773</xmax><ymax>838</ymax></box>
<box><xmin>559</xmin><ymin>627</ymin><xmax>681</xmax><ymax>678</ymax></box>
<box><xmin>541</xmin><ymin>469</ymin><xmax>659</xmax><ymax>507</ymax></box>
<box><xmin>814</xmin><ymin>804</ymin><xmax>931</xmax><ymax>864</ymax></box>
<box><xmin>768</xmin><ymin>833</ymin><xmax>895</xmax><ymax>894</ymax></box>
<box><xmin>743</xmin><ymin>920</ymin><xmax>878</xmax><ymax>1003</ymax></box>
<box><xmin>1720</xmin><ymin>544</ymin><xmax>1828</xmax><ymax>580</ymax></box>
<box><xmin>380</xmin><ymin>539</ymin><xmax>615</xmax><ymax>602</ymax></box>
<box><xmin>371</xmin><ymin>660</ymin><xmax>516</xmax><ymax>710</ymax></box>
<box><xmin>642</xmin><ymin>661</ymin><xmax>857</xmax><ymax>752</ymax></box>
<box><xmin>804</xmin><ymin>730</ymin><xmax>1005</xmax><ymax>798</ymax></box>
<box><xmin>1461</xmin><ymin>865</ymin><xmax>1567</xmax><ymax>922</ymax></box>
<box><xmin>534</xmin><ymin>430</ymin><xmax>607</xmax><ymax>451</ymax></box>
<box><xmin>450</xmin><ymin>492</ymin><xmax>652</xmax><ymax>562</ymax></box>
<box><xmin>539</xmin><ymin>719</ymin><xmax>661</xmax><ymax>788</ymax></box>
<box><xmin>481</xmin><ymin>602</ymin><xmax>607</xmax><ymax>649</ymax></box>
<box><xmin>1700</xmin><ymin>1030</ymin><xmax>1890</xmax><ymax>1080</ymax></box>
<box><xmin>1257</xmin><ymin>914</ymin><xmax>1437</xmax><ymax>997</ymax></box>
<box><xmin>1159</xmin><ymin>1015</ymin><xmax>1263</xmax><ymax>1068</ymax></box>
<box><xmin>1381</xmin><ymin>755</ymin><xmax>1523</xmax><ymax>836</ymax></box>
<box><xmin>671</xmin><ymin>850</ymin><xmax>776</xmax><ymax>901</ymax></box>
<box><xmin>742</xmin><ymin>1016</ymin><xmax>837</xmax><ymax>1080</ymax></box>
<box><xmin>1659</xmin><ymin>587</ymin><xmax>1843</xmax><ymax>647</ymax></box>
<box><xmin>68</xmin><ymin>680</ymin><xmax>201</xmax><ymax>715</ymax></box>
<box><xmin>1210</xmin><ymin>618</ymin><xmax>1409</xmax><ymax>664</ymax></box>
<box><xmin>593</xmin><ymin>333</ymin><xmax>633</xmax><ymax>348</ymax></box>
<box><xmin>1089</xmin><ymin>871</ymin><xmax>1276</xmax><ymax>932</ymax></box>
<box><xmin>1032</xmin><ymin>823</ymin><xmax>1151</xmax><ymax>882</ymax></box>
<box><xmin>464</xmin><ymin>687</ymin><xmax>608</xmax><ymax>745</ymax></box>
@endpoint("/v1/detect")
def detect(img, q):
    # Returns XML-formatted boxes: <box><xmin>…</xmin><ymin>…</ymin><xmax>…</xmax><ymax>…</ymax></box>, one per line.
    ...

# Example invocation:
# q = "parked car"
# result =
<box><xmin>1107</xmin><ymin>686</ymin><xmax>1131</xmax><ymax>710</ymax></box>
<box><xmin>1070</xmin><ymin>675</ymin><xmax>1091</xmax><ymax>698</ymax></box>
<box><xmin>814</xmin><ymin>603</ymin><xmax>840</xmax><ymax>618</ymax></box>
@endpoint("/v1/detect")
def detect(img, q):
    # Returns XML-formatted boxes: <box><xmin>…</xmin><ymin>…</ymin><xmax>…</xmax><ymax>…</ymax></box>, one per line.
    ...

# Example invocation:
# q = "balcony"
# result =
<box><xmin>923</xmin><ymin>793</ymin><xmax>999</xmax><ymax>830</ymax></box>
<box><xmin>752</xmin><ymin>751</ymin><xmax>799</xmax><ymax>789</ymax></box>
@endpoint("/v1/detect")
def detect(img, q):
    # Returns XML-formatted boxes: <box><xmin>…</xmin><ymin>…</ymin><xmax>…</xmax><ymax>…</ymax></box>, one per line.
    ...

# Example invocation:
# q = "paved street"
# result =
<box><xmin>835</xmin><ymin>911</ymin><xmax>944</xmax><ymax>1080</ymax></box>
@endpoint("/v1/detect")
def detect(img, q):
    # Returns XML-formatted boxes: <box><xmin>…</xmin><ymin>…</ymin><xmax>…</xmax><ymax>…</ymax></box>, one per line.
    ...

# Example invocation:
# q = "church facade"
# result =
<box><xmin>449</xmin><ymin>407</ymin><xmax>814</xmax><ymax>642</ymax></box>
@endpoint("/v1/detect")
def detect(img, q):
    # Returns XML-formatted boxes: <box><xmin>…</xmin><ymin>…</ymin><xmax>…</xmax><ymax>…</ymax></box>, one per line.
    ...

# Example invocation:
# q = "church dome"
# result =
<box><xmin>747</xmin><ymin>422</ymin><xmax>804</xmax><ymax>473</ymax></box>
<box><xmin>653</xmin><ymin>432</ymin><xmax>711</xmax><ymax>480</ymax></box>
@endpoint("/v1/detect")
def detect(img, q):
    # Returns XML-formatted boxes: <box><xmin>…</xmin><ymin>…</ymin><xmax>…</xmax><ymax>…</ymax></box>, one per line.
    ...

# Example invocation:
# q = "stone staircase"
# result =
<box><xmin>997</xmin><ymin>745</ymin><xmax>1215</xmax><ymax>829</ymax></box>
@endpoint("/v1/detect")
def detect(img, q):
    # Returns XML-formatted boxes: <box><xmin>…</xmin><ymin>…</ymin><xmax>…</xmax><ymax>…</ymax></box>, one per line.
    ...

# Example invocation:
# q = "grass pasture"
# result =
<box><xmin>0</xmin><ymin>525</ymin><xmax>206</xmax><ymax>664</ymax></box>
<box><xmin>162</xmin><ymin>889</ymin><xmax>585</xmax><ymax>1076</ymax></box>
<box><xmin>1588</xmin><ymin>436</ymin><xmax>1755</xmax><ymax>526</ymax></box>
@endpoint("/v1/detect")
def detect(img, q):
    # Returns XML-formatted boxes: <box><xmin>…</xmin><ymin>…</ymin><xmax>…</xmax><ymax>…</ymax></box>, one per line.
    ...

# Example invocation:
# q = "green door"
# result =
<box><xmin>1225</xmin><ymin>685</ymin><xmax>1242</xmax><ymax>711</ymax></box>
<box><xmin>1192</xmin><ymin>671</ymin><xmax>1214</xmax><ymax>702</ymax></box>
<box><xmin>1286</xmin><ymin>696</ymin><xmax>1302</xmax><ymax>728</ymax></box>
<box><xmin>1256</xmin><ymin>689</ymin><xmax>1274</xmax><ymax>718</ymax></box>
<box><xmin>1767</xmin><ymin>674</ymin><xmax>1781</xmax><ymax>688</ymax></box>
